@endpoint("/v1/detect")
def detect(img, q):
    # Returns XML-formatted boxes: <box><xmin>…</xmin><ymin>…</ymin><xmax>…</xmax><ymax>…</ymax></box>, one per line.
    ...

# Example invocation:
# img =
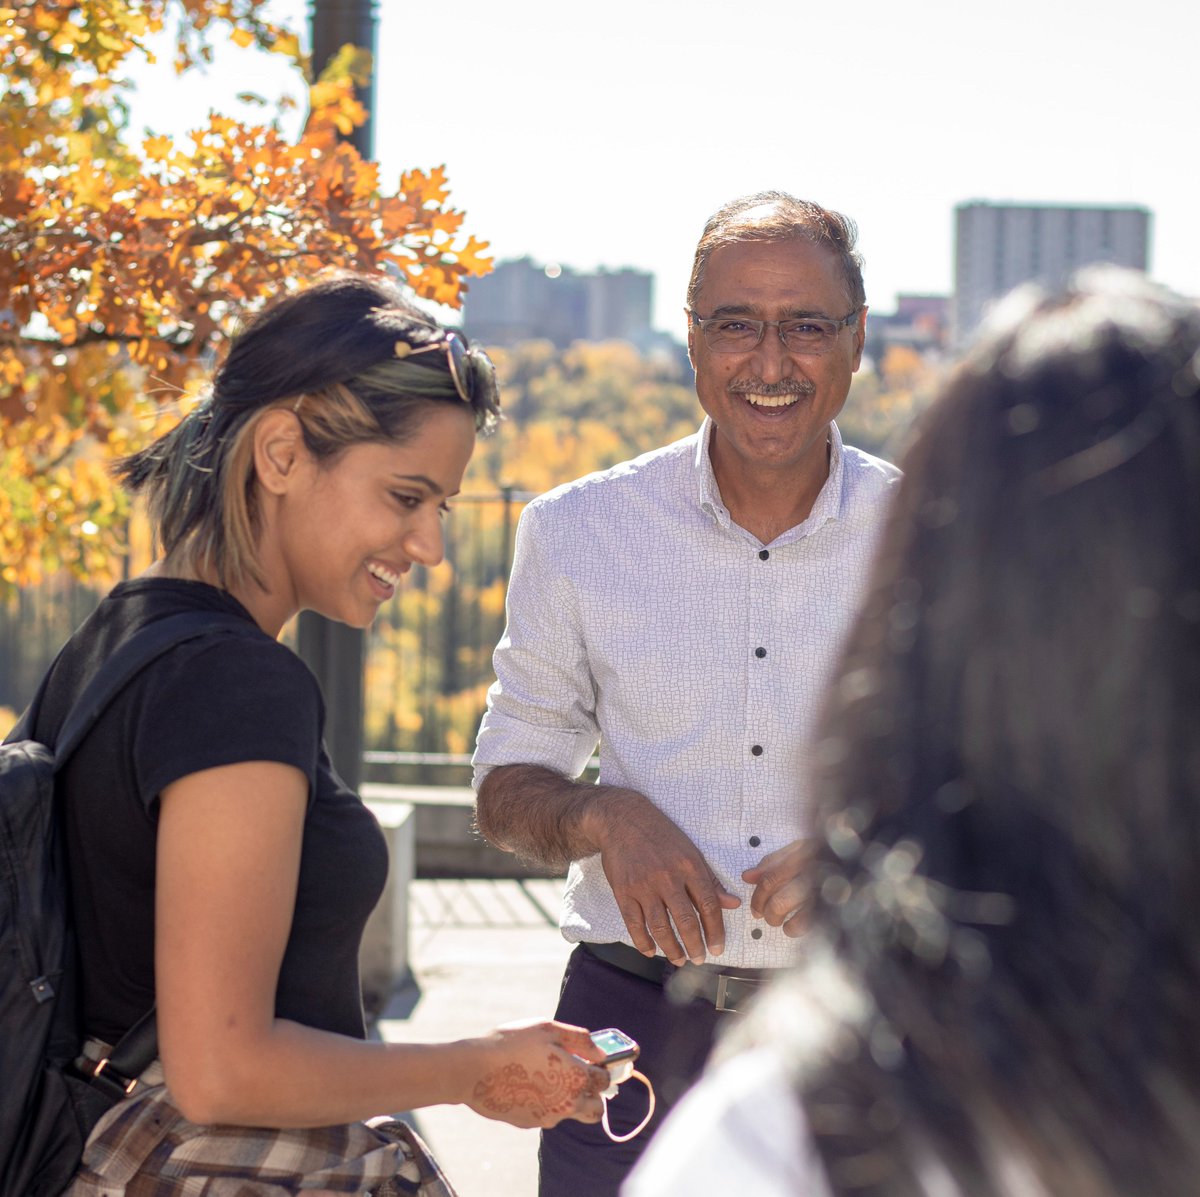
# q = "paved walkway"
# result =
<box><xmin>376</xmin><ymin>878</ymin><xmax>574</xmax><ymax>1197</ymax></box>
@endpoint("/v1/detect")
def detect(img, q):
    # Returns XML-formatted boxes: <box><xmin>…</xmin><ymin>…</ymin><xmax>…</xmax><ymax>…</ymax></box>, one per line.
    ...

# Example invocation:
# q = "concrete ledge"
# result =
<box><xmin>361</xmin><ymin>783</ymin><xmax>560</xmax><ymax>879</ymax></box>
<box><xmin>360</xmin><ymin>799</ymin><xmax>415</xmax><ymax>1018</ymax></box>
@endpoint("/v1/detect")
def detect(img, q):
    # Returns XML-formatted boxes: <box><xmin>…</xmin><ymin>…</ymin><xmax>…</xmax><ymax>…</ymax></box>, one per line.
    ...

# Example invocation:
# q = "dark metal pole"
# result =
<box><xmin>299</xmin><ymin>0</ymin><xmax>379</xmax><ymax>792</ymax></box>
<box><xmin>500</xmin><ymin>485</ymin><xmax>514</xmax><ymax>584</ymax></box>
<box><xmin>309</xmin><ymin>0</ymin><xmax>378</xmax><ymax>154</ymax></box>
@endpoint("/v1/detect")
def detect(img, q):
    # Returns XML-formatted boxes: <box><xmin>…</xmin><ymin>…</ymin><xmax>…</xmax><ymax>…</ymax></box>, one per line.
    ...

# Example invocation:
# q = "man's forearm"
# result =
<box><xmin>477</xmin><ymin>763</ymin><xmax>741</xmax><ymax>962</ymax></box>
<box><xmin>474</xmin><ymin>763</ymin><xmax>631</xmax><ymax>871</ymax></box>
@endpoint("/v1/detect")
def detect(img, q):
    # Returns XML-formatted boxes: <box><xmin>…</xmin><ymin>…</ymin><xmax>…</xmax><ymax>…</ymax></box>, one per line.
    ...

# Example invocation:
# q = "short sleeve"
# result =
<box><xmin>132</xmin><ymin>634</ymin><xmax>322</xmax><ymax>809</ymax></box>
<box><xmin>472</xmin><ymin>498</ymin><xmax>602</xmax><ymax>788</ymax></box>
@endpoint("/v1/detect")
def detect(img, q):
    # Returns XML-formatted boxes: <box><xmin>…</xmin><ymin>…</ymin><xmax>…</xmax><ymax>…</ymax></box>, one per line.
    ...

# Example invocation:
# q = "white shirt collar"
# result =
<box><xmin>692</xmin><ymin>416</ymin><xmax>847</xmax><ymax>543</ymax></box>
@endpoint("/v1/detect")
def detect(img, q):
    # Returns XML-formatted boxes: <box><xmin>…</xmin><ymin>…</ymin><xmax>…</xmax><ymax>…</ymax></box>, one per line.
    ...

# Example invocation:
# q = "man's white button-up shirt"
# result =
<box><xmin>473</xmin><ymin>418</ymin><xmax>901</xmax><ymax>968</ymax></box>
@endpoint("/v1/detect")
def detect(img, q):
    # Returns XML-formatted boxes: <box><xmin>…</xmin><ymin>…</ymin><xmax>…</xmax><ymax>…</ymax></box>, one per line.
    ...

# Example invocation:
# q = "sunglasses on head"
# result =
<box><xmin>398</xmin><ymin>331</ymin><xmax>476</xmax><ymax>404</ymax></box>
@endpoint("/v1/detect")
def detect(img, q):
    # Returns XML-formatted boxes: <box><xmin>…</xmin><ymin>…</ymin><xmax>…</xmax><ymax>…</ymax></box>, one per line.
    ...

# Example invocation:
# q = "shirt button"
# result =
<box><xmin>758</xmin><ymin>549</ymin><xmax>770</xmax><ymax>561</ymax></box>
<box><xmin>750</xmin><ymin>744</ymin><xmax>763</xmax><ymax>756</ymax></box>
<box><xmin>754</xmin><ymin>646</ymin><xmax>767</xmax><ymax>659</ymax></box>
<box><xmin>748</xmin><ymin>835</ymin><xmax>761</xmax><ymax>847</ymax></box>
<box><xmin>751</xmin><ymin>928</ymin><xmax>763</xmax><ymax>939</ymax></box>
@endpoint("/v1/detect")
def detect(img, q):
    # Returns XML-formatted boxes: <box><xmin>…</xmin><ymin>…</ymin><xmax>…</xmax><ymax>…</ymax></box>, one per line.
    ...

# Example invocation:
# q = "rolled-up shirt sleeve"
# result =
<box><xmin>471</xmin><ymin>423</ymin><xmax>901</xmax><ymax>960</ymax></box>
<box><xmin>472</xmin><ymin>498</ymin><xmax>601</xmax><ymax>790</ymax></box>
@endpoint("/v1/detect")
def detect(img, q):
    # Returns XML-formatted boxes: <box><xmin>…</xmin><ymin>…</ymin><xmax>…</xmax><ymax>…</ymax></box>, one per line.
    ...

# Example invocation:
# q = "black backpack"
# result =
<box><xmin>0</xmin><ymin>611</ymin><xmax>249</xmax><ymax>1197</ymax></box>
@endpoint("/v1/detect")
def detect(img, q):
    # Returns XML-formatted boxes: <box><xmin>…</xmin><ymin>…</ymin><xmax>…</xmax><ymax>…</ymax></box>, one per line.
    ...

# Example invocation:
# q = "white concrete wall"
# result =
<box><xmin>360</xmin><ymin>799</ymin><xmax>416</xmax><ymax>1015</ymax></box>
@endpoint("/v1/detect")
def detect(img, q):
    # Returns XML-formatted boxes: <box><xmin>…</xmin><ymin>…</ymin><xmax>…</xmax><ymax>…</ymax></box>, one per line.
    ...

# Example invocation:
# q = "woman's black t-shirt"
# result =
<box><xmin>32</xmin><ymin>578</ymin><xmax>389</xmax><ymax>1044</ymax></box>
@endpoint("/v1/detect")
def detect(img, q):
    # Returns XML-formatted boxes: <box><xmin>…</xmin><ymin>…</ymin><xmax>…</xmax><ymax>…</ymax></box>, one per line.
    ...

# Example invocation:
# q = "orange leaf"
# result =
<box><xmin>142</xmin><ymin>135</ymin><xmax>173</xmax><ymax>161</ymax></box>
<box><xmin>456</xmin><ymin>235</ymin><xmax>493</xmax><ymax>278</ymax></box>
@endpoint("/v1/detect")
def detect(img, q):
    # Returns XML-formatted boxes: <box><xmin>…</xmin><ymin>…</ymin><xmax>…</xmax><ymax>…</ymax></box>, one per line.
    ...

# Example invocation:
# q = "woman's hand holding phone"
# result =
<box><xmin>464</xmin><ymin>1019</ymin><xmax>610</xmax><ymax>1129</ymax></box>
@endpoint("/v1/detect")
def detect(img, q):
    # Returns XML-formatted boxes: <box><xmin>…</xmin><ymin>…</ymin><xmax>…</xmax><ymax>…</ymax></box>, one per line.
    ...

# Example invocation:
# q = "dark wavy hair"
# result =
<box><xmin>745</xmin><ymin>268</ymin><xmax>1200</xmax><ymax>1195</ymax></box>
<box><xmin>117</xmin><ymin>273</ymin><xmax>500</xmax><ymax>590</ymax></box>
<box><xmin>686</xmin><ymin>191</ymin><xmax>866</xmax><ymax>313</ymax></box>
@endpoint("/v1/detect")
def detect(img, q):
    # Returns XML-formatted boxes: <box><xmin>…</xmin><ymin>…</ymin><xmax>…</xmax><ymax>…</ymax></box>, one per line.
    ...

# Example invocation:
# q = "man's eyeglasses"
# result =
<box><xmin>689</xmin><ymin>308</ymin><xmax>861</xmax><ymax>356</ymax></box>
<box><xmin>401</xmin><ymin>331</ymin><xmax>480</xmax><ymax>404</ymax></box>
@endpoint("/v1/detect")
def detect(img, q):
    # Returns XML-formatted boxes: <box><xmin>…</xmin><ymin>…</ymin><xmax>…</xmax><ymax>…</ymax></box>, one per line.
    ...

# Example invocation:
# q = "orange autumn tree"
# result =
<box><xmin>0</xmin><ymin>1</ymin><xmax>492</xmax><ymax>594</ymax></box>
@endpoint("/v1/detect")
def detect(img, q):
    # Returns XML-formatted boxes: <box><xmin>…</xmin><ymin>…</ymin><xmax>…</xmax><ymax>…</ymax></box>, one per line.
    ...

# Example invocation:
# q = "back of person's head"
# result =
<box><xmin>118</xmin><ymin>272</ymin><xmax>499</xmax><ymax>590</ymax></box>
<box><xmin>687</xmin><ymin>191</ymin><xmax>866</xmax><ymax>313</ymax></box>
<box><xmin>770</xmin><ymin>268</ymin><xmax>1200</xmax><ymax>1195</ymax></box>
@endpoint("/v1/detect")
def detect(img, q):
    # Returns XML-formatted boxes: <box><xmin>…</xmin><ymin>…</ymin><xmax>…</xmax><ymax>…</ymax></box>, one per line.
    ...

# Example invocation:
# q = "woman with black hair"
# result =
<box><xmin>627</xmin><ymin>267</ymin><xmax>1200</xmax><ymax>1196</ymax></box>
<box><xmin>30</xmin><ymin>274</ymin><xmax>608</xmax><ymax>1196</ymax></box>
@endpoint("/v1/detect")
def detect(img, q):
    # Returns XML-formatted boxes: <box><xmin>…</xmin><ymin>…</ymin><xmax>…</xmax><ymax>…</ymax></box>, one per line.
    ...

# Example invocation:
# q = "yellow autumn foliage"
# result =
<box><xmin>1</xmin><ymin>0</ymin><xmax>492</xmax><ymax>597</ymax></box>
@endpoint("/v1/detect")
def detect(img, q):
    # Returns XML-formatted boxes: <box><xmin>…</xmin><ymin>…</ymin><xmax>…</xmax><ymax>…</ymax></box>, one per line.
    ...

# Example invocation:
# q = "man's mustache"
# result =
<box><xmin>728</xmin><ymin>378</ymin><xmax>816</xmax><ymax>396</ymax></box>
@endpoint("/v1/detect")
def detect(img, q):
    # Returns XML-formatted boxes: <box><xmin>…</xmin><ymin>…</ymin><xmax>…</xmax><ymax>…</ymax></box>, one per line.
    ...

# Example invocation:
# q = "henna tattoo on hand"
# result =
<box><xmin>474</xmin><ymin>1052</ymin><xmax>586</xmax><ymax>1118</ymax></box>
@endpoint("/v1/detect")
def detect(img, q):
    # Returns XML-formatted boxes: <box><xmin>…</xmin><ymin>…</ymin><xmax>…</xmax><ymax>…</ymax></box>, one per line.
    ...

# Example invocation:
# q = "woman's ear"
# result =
<box><xmin>254</xmin><ymin>408</ymin><xmax>306</xmax><ymax>496</ymax></box>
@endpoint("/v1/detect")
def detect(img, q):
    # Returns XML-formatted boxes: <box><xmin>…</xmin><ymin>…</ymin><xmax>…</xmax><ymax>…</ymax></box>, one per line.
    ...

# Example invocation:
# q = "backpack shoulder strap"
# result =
<box><xmin>53</xmin><ymin>610</ymin><xmax>255</xmax><ymax>1089</ymax></box>
<box><xmin>53</xmin><ymin>610</ymin><xmax>254</xmax><ymax>767</ymax></box>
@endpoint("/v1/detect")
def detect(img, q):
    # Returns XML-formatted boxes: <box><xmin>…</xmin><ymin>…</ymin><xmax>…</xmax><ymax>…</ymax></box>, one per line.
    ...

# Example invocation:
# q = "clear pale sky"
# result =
<box><xmin>127</xmin><ymin>0</ymin><xmax>1199</xmax><ymax>334</ymax></box>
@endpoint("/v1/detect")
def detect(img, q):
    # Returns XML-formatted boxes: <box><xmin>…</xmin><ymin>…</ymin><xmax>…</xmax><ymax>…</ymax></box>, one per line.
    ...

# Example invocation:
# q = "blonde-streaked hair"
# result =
<box><xmin>118</xmin><ymin>274</ymin><xmax>500</xmax><ymax>593</ymax></box>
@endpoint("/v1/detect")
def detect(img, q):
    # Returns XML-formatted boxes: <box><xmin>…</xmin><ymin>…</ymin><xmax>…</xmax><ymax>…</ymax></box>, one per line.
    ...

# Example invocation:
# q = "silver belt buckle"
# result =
<box><xmin>715</xmin><ymin>973</ymin><xmax>765</xmax><ymax>1013</ymax></box>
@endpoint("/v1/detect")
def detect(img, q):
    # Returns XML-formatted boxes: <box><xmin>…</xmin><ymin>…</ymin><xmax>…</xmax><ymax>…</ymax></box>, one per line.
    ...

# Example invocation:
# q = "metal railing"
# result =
<box><xmin>1</xmin><ymin>491</ymin><xmax>535</xmax><ymax>779</ymax></box>
<box><xmin>360</xmin><ymin>489</ymin><xmax>534</xmax><ymax>784</ymax></box>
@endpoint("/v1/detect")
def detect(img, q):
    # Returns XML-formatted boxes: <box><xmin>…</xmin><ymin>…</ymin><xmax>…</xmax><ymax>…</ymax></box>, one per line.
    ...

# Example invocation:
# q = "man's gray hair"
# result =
<box><xmin>686</xmin><ymin>191</ymin><xmax>866</xmax><ymax>313</ymax></box>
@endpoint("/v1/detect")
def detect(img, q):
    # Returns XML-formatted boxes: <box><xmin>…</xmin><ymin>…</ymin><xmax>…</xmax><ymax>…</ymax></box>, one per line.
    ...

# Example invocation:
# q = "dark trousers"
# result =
<box><xmin>538</xmin><ymin>945</ymin><xmax>726</xmax><ymax>1197</ymax></box>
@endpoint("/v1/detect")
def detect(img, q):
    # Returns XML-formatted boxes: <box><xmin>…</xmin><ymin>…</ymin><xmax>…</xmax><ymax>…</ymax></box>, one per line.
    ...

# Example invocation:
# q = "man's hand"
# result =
<box><xmin>586</xmin><ymin>790</ymin><xmax>740</xmax><ymax>965</ymax></box>
<box><xmin>742</xmin><ymin>838</ymin><xmax>814</xmax><ymax>938</ymax></box>
<box><xmin>475</xmin><ymin>765</ymin><xmax>739</xmax><ymax>963</ymax></box>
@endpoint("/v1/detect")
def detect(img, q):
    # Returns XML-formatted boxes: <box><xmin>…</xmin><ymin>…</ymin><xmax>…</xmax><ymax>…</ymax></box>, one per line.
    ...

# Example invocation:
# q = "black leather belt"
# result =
<box><xmin>580</xmin><ymin>940</ymin><xmax>780</xmax><ymax>1014</ymax></box>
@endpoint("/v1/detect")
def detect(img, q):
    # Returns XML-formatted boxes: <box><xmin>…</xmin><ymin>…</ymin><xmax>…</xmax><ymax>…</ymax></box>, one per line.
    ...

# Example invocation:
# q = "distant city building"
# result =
<box><xmin>953</xmin><ymin>201</ymin><xmax>1151</xmax><ymax>345</ymax></box>
<box><xmin>464</xmin><ymin>257</ymin><xmax>655</xmax><ymax>349</ymax></box>
<box><xmin>866</xmin><ymin>293</ymin><xmax>949</xmax><ymax>365</ymax></box>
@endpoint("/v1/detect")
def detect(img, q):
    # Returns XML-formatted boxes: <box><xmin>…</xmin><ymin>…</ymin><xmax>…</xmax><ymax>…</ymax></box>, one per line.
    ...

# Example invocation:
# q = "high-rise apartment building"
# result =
<box><xmin>953</xmin><ymin>201</ymin><xmax>1151</xmax><ymax>345</ymax></box>
<box><xmin>464</xmin><ymin>257</ymin><xmax>654</xmax><ymax>349</ymax></box>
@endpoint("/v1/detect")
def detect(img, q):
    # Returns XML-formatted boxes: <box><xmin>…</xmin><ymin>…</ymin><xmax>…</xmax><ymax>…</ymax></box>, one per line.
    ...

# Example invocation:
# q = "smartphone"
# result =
<box><xmin>589</xmin><ymin>1027</ymin><xmax>639</xmax><ymax>1094</ymax></box>
<box><xmin>590</xmin><ymin>1027</ymin><xmax>639</xmax><ymax>1064</ymax></box>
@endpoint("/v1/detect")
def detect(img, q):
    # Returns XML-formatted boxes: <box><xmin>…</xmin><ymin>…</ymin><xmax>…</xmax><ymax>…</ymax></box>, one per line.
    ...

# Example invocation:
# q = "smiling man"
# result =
<box><xmin>472</xmin><ymin>192</ymin><xmax>901</xmax><ymax>1197</ymax></box>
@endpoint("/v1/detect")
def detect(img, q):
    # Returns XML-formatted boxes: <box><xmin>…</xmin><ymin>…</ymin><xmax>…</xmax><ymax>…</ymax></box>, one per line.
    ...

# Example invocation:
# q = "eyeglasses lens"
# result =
<box><xmin>703</xmin><ymin>318</ymin><xmax>839</xmax><ymax>354</ymax></box>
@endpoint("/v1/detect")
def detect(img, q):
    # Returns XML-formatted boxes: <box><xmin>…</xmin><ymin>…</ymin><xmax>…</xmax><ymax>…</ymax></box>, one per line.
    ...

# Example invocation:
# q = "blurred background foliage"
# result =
<box><xmin>2</xmin><ymin>329</ymin><xmax>938</xmax><ymax>760</ymax></box>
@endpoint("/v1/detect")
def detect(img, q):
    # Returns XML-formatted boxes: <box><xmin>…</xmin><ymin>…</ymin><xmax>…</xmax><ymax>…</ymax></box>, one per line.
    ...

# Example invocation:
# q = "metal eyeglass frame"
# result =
<box><xmin>689</xmin><ymin>307</ymin><xmax>862</xmax><ymax>355</ymax></box>
<box><xmin>402</xmin><ymin>332</ymin><xmax>474</xmax><ymax>403</ymax></box>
